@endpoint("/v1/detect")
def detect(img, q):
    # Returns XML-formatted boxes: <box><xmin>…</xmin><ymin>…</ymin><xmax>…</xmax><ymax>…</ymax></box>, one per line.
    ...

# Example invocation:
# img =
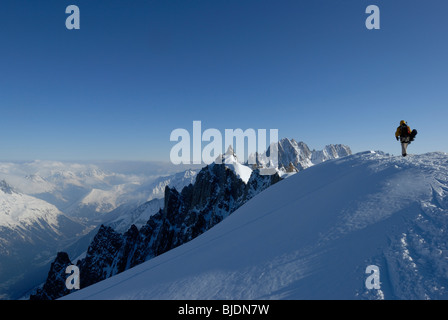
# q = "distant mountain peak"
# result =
<box><xmin>250</xmin><ymin>138</ymin><xmax>351</xmax><ymax>172</ymax></box>
<box><xmin>214</xmin><ymin>144</ymin><xmax>238</xmax><ymax>164</ymax></box>
<box><xmin>225</xmin><ymin>144</ymin><xmax>235</xmax><ymax>156</ymax></box>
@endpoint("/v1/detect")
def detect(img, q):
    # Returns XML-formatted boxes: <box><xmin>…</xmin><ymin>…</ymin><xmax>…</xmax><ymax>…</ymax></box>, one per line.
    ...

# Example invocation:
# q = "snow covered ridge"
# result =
<box><xmin>60</xmin><ymin>151</ymin><xmax>448</xmax><ymax>300</ymax></box>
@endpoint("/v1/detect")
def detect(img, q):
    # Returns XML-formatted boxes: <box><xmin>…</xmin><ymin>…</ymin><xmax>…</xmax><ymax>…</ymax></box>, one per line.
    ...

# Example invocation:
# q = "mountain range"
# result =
<box><xmin>59</xmin><ymin>151</ymin><xmax>448</xmax><ymax>300</ymax></box>
<box><xmin>0</xmin><ymin>160</ymin><xmax>197</xmax><ymax>299</ymax></box>
<box><xmin>30</xmin><ymin>149</ymin><xmax>282</xmax><ymax>299</ymax></box>
<box><xmin>248</xmin><ymin>138</ymin><xmax>351</xmax><ymax>171</ymax></box>
<box><xmin>28</xmin><ymin>139</ymin><xmax>351</xmax><ymax>300</ymax></box>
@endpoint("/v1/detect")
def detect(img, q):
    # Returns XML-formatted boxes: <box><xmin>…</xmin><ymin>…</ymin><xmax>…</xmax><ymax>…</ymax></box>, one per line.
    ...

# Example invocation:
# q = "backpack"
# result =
<box><xmin>400</xmin><ymin>124</ymin><xmax>410</xmax><ymax>137</ymax></box>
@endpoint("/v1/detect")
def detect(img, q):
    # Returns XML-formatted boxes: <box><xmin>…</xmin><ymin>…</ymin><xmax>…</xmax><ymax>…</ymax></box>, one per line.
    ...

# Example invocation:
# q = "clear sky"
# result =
<box><xmin>0</xmin><ymin>0</ymin><xmax>447</xmax><ymax>161</ymax></box>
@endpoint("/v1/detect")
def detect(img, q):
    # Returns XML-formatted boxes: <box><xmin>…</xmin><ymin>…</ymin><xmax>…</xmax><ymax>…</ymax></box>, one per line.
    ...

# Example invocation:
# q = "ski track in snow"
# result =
<box><xmin>62</xmin><ymin>151</ymin><xmax>448</xmax><ymax>300</ymax></box>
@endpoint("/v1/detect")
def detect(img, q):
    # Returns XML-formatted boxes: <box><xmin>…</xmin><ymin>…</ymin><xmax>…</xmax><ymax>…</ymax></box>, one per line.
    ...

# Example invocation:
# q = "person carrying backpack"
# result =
<box><xmin>395</xmin><ymin>120</ymin><xmax>417</xmax><ymax>157</ymax></box>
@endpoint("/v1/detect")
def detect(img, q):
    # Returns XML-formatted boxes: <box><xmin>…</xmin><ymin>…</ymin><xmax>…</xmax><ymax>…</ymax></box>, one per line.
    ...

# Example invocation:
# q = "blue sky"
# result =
<box><xmin>0</xmin><ymin>0</ymin><xmax>447</xmax><ymax>161</ymax></box>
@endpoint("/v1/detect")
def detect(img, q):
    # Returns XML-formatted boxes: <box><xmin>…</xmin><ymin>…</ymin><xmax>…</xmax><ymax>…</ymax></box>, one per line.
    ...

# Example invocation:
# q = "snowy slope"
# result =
<box><xmin>62</xmin><ymin>151</ymin><xmax>448</xmax><ymax>300</ymax></box>
<box><xmin>0</xmin><ymin>181</ymin><xmax>83</xmax><ymax>243</ymax></box>
<box><xmin>223</xmin><ymin>158</ymin><xmax>252</xmax><ymax>184</ymax></box>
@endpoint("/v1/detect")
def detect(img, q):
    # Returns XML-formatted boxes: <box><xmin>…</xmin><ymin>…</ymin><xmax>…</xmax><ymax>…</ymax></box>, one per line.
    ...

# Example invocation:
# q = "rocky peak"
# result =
<box><xmin>29</xmin><ymin>252</ymin><xmax>73</xmax><ymax>300</ymax></box>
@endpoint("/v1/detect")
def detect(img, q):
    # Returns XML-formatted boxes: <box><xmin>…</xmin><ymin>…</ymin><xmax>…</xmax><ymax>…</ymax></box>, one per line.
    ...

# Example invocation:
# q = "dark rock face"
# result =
<box><xmin>29</xmin><ymin>252</ymin><xmax>73</xmax><ymax>300</ymax></box>
<box><xmin>31</xmin><ymin>164</ymin><xmax>281</xmax><ymax>300</ymax></box>
<box><xmin>76</xmin><ymin>225</ymin><xmax>124</xmax><ymax>288</ymax></box>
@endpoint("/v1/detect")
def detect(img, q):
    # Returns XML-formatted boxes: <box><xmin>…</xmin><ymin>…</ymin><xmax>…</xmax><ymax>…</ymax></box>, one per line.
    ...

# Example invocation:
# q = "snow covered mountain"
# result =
<box><xmin>0</xmin><ymin>161</ymin><xmax>198</xmax><ymax>223</ymax></box>
<box><xmin>106</xmin><ymin>198</ymin><xmax>165</xmax><ymax>233</ymax></box>
<box><xmin>0</xmin><ymin>161</ymin><xmax>133</xmax><ymax>219</ymax></box>
<box><xmin>31</xmin><ymin>161</ymin><xmax>281</xmax><ymax>300</ymax></box>
<box><xmin>310</xmin><ymin>144</ymin><xmax>352</xmax><ymax>165</ymax></box>
<box><xmin>68</xmin><ymin>168</ymin><xmax>199</xmax><ymax>219</ymax></box>
<box><xmin>249</xmin><ymin>138</ymin><xmax>351</xmax><ymax>172</ymax></box>
<box><xmin>98</xmin><ymin>169</ymin><xmax>199</xmax><ymax>233</ymax></box>
<box><xmin>105</xmin><ymin>141</ymin><xmax>347</xmax><ymax>234</ymax></box>
<box><xmin>0</xmin><ymin>180</ymin><xmax>87</xmax><ymax>299</ymax></box>
<box><xmin>218</xmin><ymin>145</ymin><xmax>254</xmax><ymax>183</ymax></box>
<box><xmin>58</xmin><ymin>151</ymin><xmax>448</xmax><ymax>300</ymax></box>
<box><xmin>0</xmin><ymin>161</ymin><xmax>198</xmax><ymax>299</ymax></box>
<box><xmin>142</xmin><ymin>169</ymin><xmax>198</xmax><ymax>201</ymax></box>
<box><xmin>104</xmin><ymin>148</ymin><xmax>251</xmax><ymax>234</ymax></box>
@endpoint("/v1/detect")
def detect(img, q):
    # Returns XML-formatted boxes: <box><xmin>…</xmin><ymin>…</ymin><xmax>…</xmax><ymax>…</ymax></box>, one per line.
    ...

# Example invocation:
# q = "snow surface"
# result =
<box><xmin>223</xmin><ymin>154</ymin><xmax>253</xmax><ymax>184</ymax></box>
<box><xmin>213</xmin><ymin>146</ymin><xmax>253</xmax><ymax>184</ymax></box>
<box><xmin>62</xmin><ymin>151</ymin><xmax>448</xmax><ymax>300</ymax></box>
